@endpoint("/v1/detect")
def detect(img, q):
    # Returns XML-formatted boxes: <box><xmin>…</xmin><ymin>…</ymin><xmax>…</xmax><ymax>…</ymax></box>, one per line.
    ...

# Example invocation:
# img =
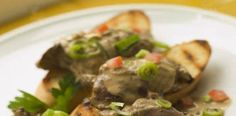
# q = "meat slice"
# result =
<box><xmin>99</xmin><ymin>30</ymin><xmax>153</xmax><ymax>57</ymax></box>
<box><xmin>90</xmin><ymin>58</ymin><xmax>192</xmax><ymax>109</ymax></box>
<box><xmin>123</xmin><ymin>98</ymin><xmax>184</xmax><ymax>116</ymax></box>
<box><xmin>37</xmin><ymin>30</ymin><xmax>154</xmax><ymax>76</ymax></box>
<box><xmin>37</xmin><ymin>44</ymin><xmax>72</xmax><ymax>70</ymax></box>
<box><xmin>37</xmin><ymin>33</ymin><xmax>107</xmax><ymax>75</ymax></box>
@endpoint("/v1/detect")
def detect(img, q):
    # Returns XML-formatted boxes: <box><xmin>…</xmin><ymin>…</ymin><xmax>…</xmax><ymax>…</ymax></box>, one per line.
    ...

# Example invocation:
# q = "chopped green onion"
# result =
<box><xmin>42</xmin><ymin>109</ymin><xmax>69</xmax><ymax>116</ymax></box>
<box><xmin>202</xmin><ymin>95</ymin><xmax>212</xmax><ymax>103</ymax></box>
<box><xmin>115</xmin><ymin>35</ymin><xmax>140</xmax><ymax>54</ymax></box>
<box><xmin>67</xmin><ymin>38</ymin><xmax>101</xmax><ymax>59</ymax></box>
<box><xmin>109</xmin><ymin>102</ymin><xmax>124</xmax><ymax>111</ymax></box>
<box><xmin>156</xmin><ymin>98</ymin><xmax>172</xmax><ymax>109</ymax></box>
<box><xmin>135</xmin><ymin>49</ymin><xmax>150</xmax><ymax>58</ymax></box>
<box><xmin>109</xmin><ymin>102</ymin><xmax>130</xmax><ymax>116</ymax></box>
<box><xmin>202</xmin><ymin>108</ymin><xmax>224</xmax><ymax>116</ymax></box>
<box><xmin>124</xmin><ymin>60</ymin><xmax>133</xmax><ymax>67</ymax></box>
<box><xmin>116</xmin><ymin>110</ymin><xmax>131</xmax><ymax>116</ymax></box>
<box><xmin>150</xmin><ymin>40</ymin><xmax>170</xmax><ymax>49</ymax></box>
<box><xmin>137</xmin><ymin>61</ymin><xmax>159</xmax><ymax>81</ymax></box>
<box><xmin>110</xmin><ymin>102</ymin><xmax>125</xmax><ymax>108</ymax></box>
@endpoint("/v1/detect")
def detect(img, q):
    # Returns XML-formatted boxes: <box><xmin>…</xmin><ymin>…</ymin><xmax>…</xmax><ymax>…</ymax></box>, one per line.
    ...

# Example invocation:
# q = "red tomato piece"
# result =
<box><xmin>96</xmin><ymin>24</ymin><xmax>108</xmax><ymax>33</ymax></box>
<box><xmin>106</xmin><ymin>56</ymin><xmax>123</xmax><ymax>68</ymax></box>
<box><xmin>133</xmin><ymin>28</ymin><xmax>141</xmax><ymax>33</ymax></box>
<box><xmin>145</xmin><ymin>53</ymin><xmax>162</xmax><ymax>64</ymax></box>
<box><xmin>209</xmin><ymin>89</ymin><xmax>229</xmax><ymax>102</ymax></box>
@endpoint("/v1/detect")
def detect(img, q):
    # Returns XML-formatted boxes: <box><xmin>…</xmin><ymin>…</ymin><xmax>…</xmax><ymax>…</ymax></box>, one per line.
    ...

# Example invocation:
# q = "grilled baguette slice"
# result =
<box><xmin>35</xmin><ymin>10</ymin><xmax>150</xmax><ymax>108</ymax></box>
<box><xmin>35</xmin><ymin>70</ymin><xmax>65</xmax><ymax>106</ymax></box>
<box><xmin>35</xmin><ymin>70</ymin><xmax>92</xmax><ymax>112</ymax></box>
<box><xmin>164</xmin><ymin>40</ymin><xmax>211</xmax><ymax>102</ymax></box>
<box><xmin>92</xmin><ymin>10</ymin><xmax>151</xmax><ymax>34</ymax></box>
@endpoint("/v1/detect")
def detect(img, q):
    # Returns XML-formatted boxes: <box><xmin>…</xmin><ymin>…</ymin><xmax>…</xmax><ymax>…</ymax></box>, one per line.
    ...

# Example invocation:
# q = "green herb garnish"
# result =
<box><xmin>150</xmin><ymin>40</ymin><xmax>170</xmax><ymax>49</ymax></box>
<box><xmin>67</xmin><ymin>38</ymin><xmax>101</xmax><ymax>59</ymax></box>
<box><xmin>202</xmin><ymin>108</ymin><xmax>224</xmax><ymax>116</ymax></box>
<box><xmin>8</xmin><ymin>90</ymin><xmax>47</xmax><ymax>113</ymax></box>
<box><xmin>156</xmin><ymin>98</ymin><xmax>172</xmax><ymax>109</ymax></box>
<box><xmin>202</xmin><ymin>95</ymin><xmax>212</xmax><ymax>103</ymax></box>
<box><xmin>109</xmin><ymin>102</ymin><xmax>125</xmax><ymax>108</ymax></box>
<box><xmin>109</xmin><ymin>102</ymin><xmax>130</xmax><ymax>116</ymax></box>
<box><xmin>8</xmin><ymin>74</ymin><xmax>80</xmax><ymax>114</ymax></box>
<box><xmin>51</xmin><ymin>74</ymin><xmax>80</xmax><ymax>113</ymax></box>
<box><xmin>42</xmin><ymin>109</ymin><xmax>69</xmax><ymax>116</ymax></box>
<box><xmin>137</xmin><ymin>61</ymin><xmax>159</xmax><ymax>81</ymax></box>
<box><xmin>115</xmin><ymin>35</ymin><xmax>140</xmax><ymax>54</ymax></box>
<box><xmin>135</xmin><ymin>49</ymin><xmax>150</xmax><ymax>58</ymax></box>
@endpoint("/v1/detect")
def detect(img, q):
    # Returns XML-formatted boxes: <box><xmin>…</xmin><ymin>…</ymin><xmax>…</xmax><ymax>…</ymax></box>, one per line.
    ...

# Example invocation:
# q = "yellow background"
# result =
<box><xmin>1</xmin><ymin>0</ymin><xmax>236</xmax><ymax>34</ymax></box>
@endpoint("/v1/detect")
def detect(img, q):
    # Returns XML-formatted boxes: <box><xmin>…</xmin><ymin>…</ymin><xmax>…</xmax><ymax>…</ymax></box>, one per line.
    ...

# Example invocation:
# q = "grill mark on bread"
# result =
<box><xmin>193</xmin><ymin>40</ymin><xmax>211</xmax><ymax>70</ymax></box>
<box><xmin>183</xmin><ymin>49</ymin><xmax>194</xmax><ymax>61</ymax></box>
<box><xmin>182</xmin><ymin>48</ymin><xmax>202</xmax><ymax>70</ymax></box>
<box><xmin>165</xmin><ymin>40</ymin><xmax>211</xmax><ymax>102</ymax></box>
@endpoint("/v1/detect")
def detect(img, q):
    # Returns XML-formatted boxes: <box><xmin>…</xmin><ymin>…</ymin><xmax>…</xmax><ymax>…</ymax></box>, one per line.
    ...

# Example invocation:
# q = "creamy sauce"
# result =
<box><xmin>100</xmin><ymin>61</ymin><xmax>148</xmax><ymax>104</ymax></box>
<box><xmin>182</xmin><ymin>98</ymin><xmax>231</xmax><ymax>116</ymax></box>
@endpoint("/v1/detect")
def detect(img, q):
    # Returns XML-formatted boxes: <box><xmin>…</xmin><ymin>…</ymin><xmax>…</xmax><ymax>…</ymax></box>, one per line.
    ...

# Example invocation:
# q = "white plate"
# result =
<box><xmin>0</xmin><ymin>4</ymin><xmax>236</xmax><ymax>115</ymax></box>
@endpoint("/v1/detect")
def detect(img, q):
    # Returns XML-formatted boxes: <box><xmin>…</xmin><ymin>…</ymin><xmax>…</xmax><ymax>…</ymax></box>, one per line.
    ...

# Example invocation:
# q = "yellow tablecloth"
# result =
<box><xmin>1</xmin><ymin>0</ymin><xmax>236</xmax><ymax>34</ymax></box>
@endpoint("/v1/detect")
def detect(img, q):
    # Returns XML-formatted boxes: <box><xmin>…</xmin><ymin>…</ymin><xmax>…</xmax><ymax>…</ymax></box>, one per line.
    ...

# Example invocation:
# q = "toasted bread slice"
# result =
<box><xmin>35</xmin><ymin>70</ymin><xmax>65</xmax><ymax>106</ymax></box>
<box><xmin>164</xmin><ymin>40</ymin><xmax>211</xmax><ymax>102</ymax></box>
<box><xmin>92</xmin><ymin>10</ymin><xmax>151</xmax><ymax>34</ymax></box>
<box><xmin>35</xmin><ymin>70</ymin><xmax>92</xmax><ymax>112</ymax></box>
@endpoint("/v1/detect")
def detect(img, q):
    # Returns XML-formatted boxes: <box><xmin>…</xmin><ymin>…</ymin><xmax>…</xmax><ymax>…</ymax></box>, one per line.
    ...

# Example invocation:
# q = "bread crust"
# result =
<box><xmin>164</xmin><ymin>40</ymin><xmax>211</xmax><ymax>102</ymax></box>
<box><xmin>92</xmin><ymin>10</ymin><xmax>151</xmax><ymax>34</ymax></box>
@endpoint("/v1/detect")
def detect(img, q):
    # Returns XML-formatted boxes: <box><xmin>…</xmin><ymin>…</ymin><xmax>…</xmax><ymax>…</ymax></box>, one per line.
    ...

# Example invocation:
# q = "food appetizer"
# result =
<box><xmin>8</xmin><ymin>10</ymin><xmax>230</xmax><ymax>116</ymax></box>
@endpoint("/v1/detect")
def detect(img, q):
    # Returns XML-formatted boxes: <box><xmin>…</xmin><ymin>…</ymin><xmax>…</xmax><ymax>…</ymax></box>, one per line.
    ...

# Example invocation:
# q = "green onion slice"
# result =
<box><xmin>156</xmin><ymin>98</ymin><xmax>172</xmax><ymax>109</ymax></box>
<box><xmin>202</xmin><ymin>108</ymin><xmax>224</xmax><ymax>116</ymax></box>
<box><xmin>135</xmin><ymin>49</ymin><xmax>150</xmax><ymax>58</ymax></box>
<box><xmin>67</xmin><ymin>38</ymin><xmax>101</xmax><ymax>59</ymax></box>
<box><xmin>110</xmin><ymin>102</ymin><xmax>124</xmax><ymax>108</ymax></box>
<box><xmin>115</xmin><ymin>35</ymin><xmax>140</xmax><ymax>54</ymax></box>
<box><xmin>42</xmin><ymin>109</ymin><xmax>69</xmax><ymax>116</ymax></box>
<box><xmin>109</xmin><ymin>102</ymin><xmax>130</xmax><ymax>116</ymax></box>
<box><xmin>150</xmin><ymin>40</ymin><xmax>170</xmax><ymax>49</ymax></box>
<box><xmin>116</xmin><ymin>110</ymin><xmax>131</xmax><ymax>116</ymax></box>
<box><xmin>137</xmin><ymin>61</ymin><xmax>159</xmax><ymax>81</ymax></box>
<box><xmin>202</xmin><ymin>95</ymin><xmax>212</xmax><ymax>103</ymax></box>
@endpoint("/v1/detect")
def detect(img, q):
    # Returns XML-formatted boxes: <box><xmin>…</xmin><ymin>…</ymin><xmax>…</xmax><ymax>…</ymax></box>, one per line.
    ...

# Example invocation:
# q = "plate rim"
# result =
<box><xmin>1</xmin><ymin>4</ymin><xmax>236</xmax><ymax>114</ymax></box>
<box><xmin>1</xmin><ymin>4</ymin><xmax>236</xmax><ymax>42</ymax></box>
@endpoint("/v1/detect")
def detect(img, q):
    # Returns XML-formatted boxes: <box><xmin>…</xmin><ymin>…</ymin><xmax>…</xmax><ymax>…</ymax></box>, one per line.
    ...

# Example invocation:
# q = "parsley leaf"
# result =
<box><xmin>8</xmin><ymin>90</ymin><xmax>47</xmax><ymax>113</ymax></box>
<box><xmin>51</xmin><ymin>73</ymin><xmax>80</xmax><ymax>113</ymax></box>
<box><xmin>8</xmin><ymin>73</ymin><xmax>80</xmax><ymax>114</ymax></box>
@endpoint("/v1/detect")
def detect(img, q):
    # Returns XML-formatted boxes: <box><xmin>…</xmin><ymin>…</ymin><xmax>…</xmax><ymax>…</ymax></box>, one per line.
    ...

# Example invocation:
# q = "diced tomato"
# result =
<box><xmin>209</xmin><ymin>89</ymin><xmax>229</xmax><ymax>102</ymax></box>
<box><xmin>181</xmin><ymin>96</ymin><xmax>194</xmax><ymax>108</ymax></box>
<box><xmin>96</xmin><ymin>24</ymin><xmax>108</xmax><ymax>33</ymax></box>
<box><xmin>133</xmin><ymin>27</ymin><xmax>141</xmax><ymax>33</ymax></box>
<box><xmin>145</xmin><ymin>53</ymin><xmax>162</xmax><ymax>64</ymax></box>
<box><xmin>106</xmin><ymin>56</ymin><xmax>123</xmax><ymax>68</ymax></box>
